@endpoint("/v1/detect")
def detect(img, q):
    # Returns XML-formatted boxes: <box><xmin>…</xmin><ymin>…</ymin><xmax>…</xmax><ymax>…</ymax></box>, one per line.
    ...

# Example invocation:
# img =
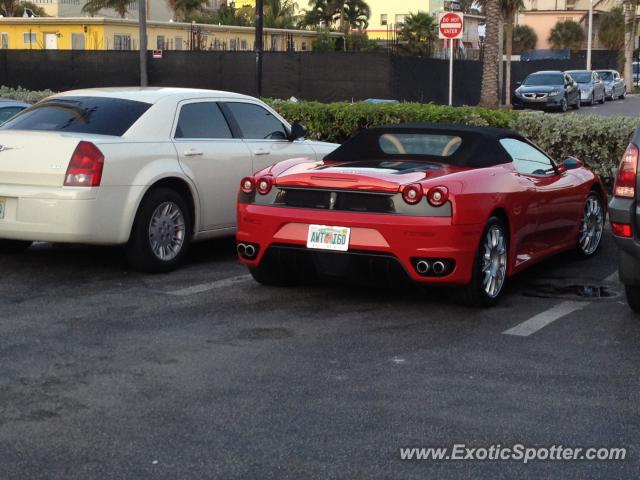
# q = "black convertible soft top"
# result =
<box><xmin>324</xmin><ymin>123</ymin><xmax>526</xmax><ymax>168</ymax></box>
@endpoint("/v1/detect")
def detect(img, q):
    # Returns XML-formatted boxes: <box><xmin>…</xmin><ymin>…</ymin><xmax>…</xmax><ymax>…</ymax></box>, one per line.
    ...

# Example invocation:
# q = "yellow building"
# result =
<box><xmin>0</xmin><ymin>17</ymin><xmax>342</xmax><ymax>51</ymax></box>
<box><xmin>362</xmin><ymin>0</ymin><xmax>446</xmax><ymax>39</ymax></box>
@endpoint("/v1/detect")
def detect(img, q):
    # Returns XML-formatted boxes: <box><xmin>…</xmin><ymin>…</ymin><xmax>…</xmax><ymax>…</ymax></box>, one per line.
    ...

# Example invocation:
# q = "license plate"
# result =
<box><xmin>306</xmin><ymin>225</ymin><xmax>350</xmax><ymax>252</ymax></box>
<box><xmin>0</xmin><ymin>199</ymin><xmax>4</xmax><ymax>220</ymax></box>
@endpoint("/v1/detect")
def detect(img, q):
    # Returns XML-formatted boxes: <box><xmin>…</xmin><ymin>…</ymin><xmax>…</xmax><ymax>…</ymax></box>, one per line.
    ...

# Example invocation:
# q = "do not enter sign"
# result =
<box><xmin>438</xmin><ymin>12</ymin><xmax>464</xmax><ymax>39</ymax></box>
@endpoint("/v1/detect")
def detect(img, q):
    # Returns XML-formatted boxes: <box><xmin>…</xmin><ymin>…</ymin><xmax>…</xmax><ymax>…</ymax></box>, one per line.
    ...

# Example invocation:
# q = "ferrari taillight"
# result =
<box><xmin>64</xmin><ymin>141</ymin><xmax>104</xmax><ymax>187</ymax></box>
<box><xmin>256</xmin><ymin>176</ymin><xmax>273</xmax><ymax>195</ymax></box>
<box><xmin>614</xmin><ymin>143</ymin><xmax>639</xmax><ymax>199</ymax></box>
<box><xmin>240</xmin><ymin>176</ymin><xmax>256</xmax><ymax>194</ymax></box>
<box><xmin>402</xmin><ymin>184</ymin><xmax>423</xmax><ymax>205</ymax></box>
<box><xmin>427</xmin><ymin>186</ymin><xmax>449</xmax><ymax>207</ymax></box>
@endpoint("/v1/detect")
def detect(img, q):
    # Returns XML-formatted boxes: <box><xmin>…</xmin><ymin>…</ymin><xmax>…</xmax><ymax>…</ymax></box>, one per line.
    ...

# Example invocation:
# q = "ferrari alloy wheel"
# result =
<box><xmin>481</xmin><ymin>225</ymin><xmax>508</xmax><ymax>298</ymax></box>
<box><xmin>126</xmin><ymin>188</ymin><xmax>192</xmax><ymax>273</ymax></box>
<box><xmin>577</xmin><ymin>192</ymin><xmax>604</xmax><ymax>257</ymax></box>
<box><xmin>454</xmin><ymin>216</ymin><xmax>509</xmax><ymax>307</ymax></box>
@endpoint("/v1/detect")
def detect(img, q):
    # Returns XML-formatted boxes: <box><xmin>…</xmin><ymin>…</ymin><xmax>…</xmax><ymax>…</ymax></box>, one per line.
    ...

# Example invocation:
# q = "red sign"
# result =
<box><xmin>152</xmin><ymin>50</ymin><xmax>163</xmax><ymax>59</ymax></box>
<box><xmin>438</xmin><ymin>12</ymin><xmax>464</xmax><ymax>40</ymax></box>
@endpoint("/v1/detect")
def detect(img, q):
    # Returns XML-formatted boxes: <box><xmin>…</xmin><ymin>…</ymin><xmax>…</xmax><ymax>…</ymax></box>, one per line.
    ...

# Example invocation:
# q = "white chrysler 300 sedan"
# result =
<box><xmin>0</xmin><ymin>87</ymin><xmax>338</xmax><ymax>272</ymax></box>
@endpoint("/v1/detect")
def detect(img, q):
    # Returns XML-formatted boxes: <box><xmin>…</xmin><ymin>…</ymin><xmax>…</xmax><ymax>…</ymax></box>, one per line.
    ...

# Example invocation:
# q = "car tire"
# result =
<box><xmin>125</xmin><ymin>188</ymin><xmax>192</xmax><ymax>273</ymax></box>
<box><xmin>599</xmin><ymin>93</ymin><xmax>605</xmax><ymax>104</ymax></box>
<box><xmin>0</xmin><ymin>240</ymin><xmax>32</xmax><ymax>254</ymax></box>
<box><xmin>453</xmin><ymin>216</ymin><xmax>509</xmax><ymax>308</ymax></box>
<box><xmin>572</xmin><ymin>97</ymin><xmax>580</xmax><ymax>110</ymax></box>
<box><xmin>576</xmin><ymin>191</ymin><xmax>604</xmax><ymax>258</ymax></box>
<box><xmin>559</xmin><ymin>97</ymin><xmax>568</xmax><ymax>112</ymax></box>
<box><xmin>620</xmin><ymin>89</ymin><xmax>626</xmax><ymax>100</ymax></box>
<box><xmin>624</xmin><ymin>285</ymin><xmax>640</xmax><ymax>313</ymax></box>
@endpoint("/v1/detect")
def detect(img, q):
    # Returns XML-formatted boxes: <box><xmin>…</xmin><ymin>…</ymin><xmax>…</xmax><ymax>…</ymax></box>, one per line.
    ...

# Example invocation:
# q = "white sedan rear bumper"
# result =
<box><xmin>0</xmin><ymin>184</ymin><xmax>145</xmax><ymax>244</ymax></box>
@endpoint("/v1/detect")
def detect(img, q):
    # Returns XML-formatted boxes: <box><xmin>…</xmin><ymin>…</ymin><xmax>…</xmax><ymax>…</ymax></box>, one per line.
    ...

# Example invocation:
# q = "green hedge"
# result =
<box><xmin>0</xmin><ymin>86</ymin><xmax>634</xmax><ymax>177</ymax></box>
<box><xmin>267</xmin><ymin>100</ymin><xmax>638</xmax><ymax>177</ymax></box>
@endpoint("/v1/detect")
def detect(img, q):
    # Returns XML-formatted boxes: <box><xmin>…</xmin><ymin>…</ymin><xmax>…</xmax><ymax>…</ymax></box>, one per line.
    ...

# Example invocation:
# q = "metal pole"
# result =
<box><xmin>138</xmin><ymin>0</ymin><xmax>148</xmax><ymax>86</ymax></box>
<box><xmin>449</xmin><ymin>39</ymin><xmax>454</xmax><ymax>105</ymax></box>
<box><xmin>586</xmin><ymin>0</ymin><xmax>593</xmax><ymax>70</ymax></box>
<box><xmin>255</xmin><ymin>0</ymin><xmax>264</xmax><ymax>97</ymax></box>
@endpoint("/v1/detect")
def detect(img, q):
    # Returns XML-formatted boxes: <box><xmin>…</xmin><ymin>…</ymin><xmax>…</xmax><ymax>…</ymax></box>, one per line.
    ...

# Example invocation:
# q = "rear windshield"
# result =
<box><xmin>567</xmin><ymin>72</ymin><xmax>591</xmax><ymax>83</ymax></box>
<box><xmin>379</xmin><ymin>133</ymin><xmax>462</xmax><ymax>157</ymax></box>
<box><xmin>1</xmin><ymin>96</ymin><xmax>151</xmax><ymax>136</ymax></box>
<box><xmin>523</xmin><ymin>74</ymin><xmax>563</xmax><ymax>86</ymax></box>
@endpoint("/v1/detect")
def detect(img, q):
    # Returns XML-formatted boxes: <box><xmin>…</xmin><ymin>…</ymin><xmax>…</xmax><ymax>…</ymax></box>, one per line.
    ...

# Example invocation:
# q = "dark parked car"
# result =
<box><xmin>513</xmin><ymin>71</ymin><xmax>581</xmax><ymax>112</ymax></box>
<box><xmin>610</xmin><ymin>126</ymin><xmax>640</xmax><ymax>312</ymax></box>
<box><xmin>595</xmin><ymin>69</ymin><xmax>626</xmax><ymax>100</ymax></box>
<box><xmin>565</xmin><ymin>70</ymin><xmax>605</xmax><ymax>105</ymax></box>
<box><xmin>0</xmin><ymin>100</ymin><xmax>30</xmax><ymax>123</ymax></box>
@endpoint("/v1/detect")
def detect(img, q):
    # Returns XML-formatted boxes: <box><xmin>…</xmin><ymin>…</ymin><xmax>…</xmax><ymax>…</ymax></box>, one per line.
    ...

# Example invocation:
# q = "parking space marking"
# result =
<box><xmin>167</xmin><ymin>274</ymin><xmax>252</xmax><ymax>296</ymax></box>
<box><xmin>502</xmin><ymin>301</ymin><xmax>587</xmax><ymax>337</ymax></box>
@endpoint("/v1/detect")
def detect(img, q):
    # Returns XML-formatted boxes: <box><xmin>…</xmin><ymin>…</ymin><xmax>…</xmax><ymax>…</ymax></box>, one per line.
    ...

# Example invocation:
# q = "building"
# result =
<box><xmin>0</xmin><ymin>17</ymin><xmax>343</xmax><ymax>51</ymax></box>
<box><xmin>518</xmin><ymin>0</ymin><xmax>624</xmax><ymax>50</ymax></box>
<box><xmin>28</xmin><ymin>0</ymin><xmax>175</xmax><ymax>22</ymax></box>
<box><xmin>365</xmin><ymin>0</ymin><xmax>447</xmax><ymax>40</ymax></box>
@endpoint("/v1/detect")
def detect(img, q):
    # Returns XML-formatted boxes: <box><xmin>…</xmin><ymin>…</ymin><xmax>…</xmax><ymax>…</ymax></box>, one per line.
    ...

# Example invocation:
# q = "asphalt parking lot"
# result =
<box><xmin>0</xmin><ymin>228</ymin><xmax>638</xmax><ymax>479</ymax></box>
<box><xmin>574</xmin><ymin>93</ymin><xmax>640</xmax><ymax>117</ymax></box>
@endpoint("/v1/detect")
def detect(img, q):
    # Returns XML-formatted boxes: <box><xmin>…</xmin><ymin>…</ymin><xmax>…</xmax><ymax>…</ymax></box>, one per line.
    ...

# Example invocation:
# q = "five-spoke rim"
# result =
<box><xmin>148</xmin><ymin>201</ymin><xmax>186</xmax><ymax>261</ymax></box>
<box><xmin>481</xmin><ymin>225</ymin><xmax>508</xmax><ymax>298</ymax></box>
<box><xmin>579</xmin><ymin>195</ymin><xmax>604</xmax><ymax>255</ymax></box>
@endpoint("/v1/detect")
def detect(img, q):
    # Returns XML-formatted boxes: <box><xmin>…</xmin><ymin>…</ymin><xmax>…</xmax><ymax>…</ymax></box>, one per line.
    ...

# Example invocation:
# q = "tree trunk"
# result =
<box><xmin>624</xmin><ymin>0</ymin><xmax>635</xmax><ymax>86</ymax></box>
<box><xmin>479</xmin><ymin>0</ymin><xmax>501</xmax><ymax>108</ymax></box>
<box><xmin>504</xmin><ymin>19</ymin><xmax>514</xmax><ymax>107</ymax></box>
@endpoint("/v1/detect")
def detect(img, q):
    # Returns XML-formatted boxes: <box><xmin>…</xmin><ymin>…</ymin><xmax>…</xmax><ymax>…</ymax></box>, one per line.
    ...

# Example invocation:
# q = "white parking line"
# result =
<box><xmin>167</xmin><ymin>274</ymin><xmax>252</xmax><ymax>296</ymax></box>
<box><xmin>502</xmin><ymin>301</ymin><xmax>587</xmax><ymax>337</ymax></box>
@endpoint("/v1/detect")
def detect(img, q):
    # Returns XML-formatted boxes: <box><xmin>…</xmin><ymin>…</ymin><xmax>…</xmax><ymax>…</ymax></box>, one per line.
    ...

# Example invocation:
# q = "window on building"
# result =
<box><xmin>301</xmin><ymin>41</ymin><xmax>307</xmax><ymax>51</ymax></box>
<box><xmin>240</xmin><ymin>39</ymin><xmax>247</xmax><ymax>50</ymax></box>
<box><xmin>175</xmin><ymin>37</ymin><xmax>183</xmax><ymax>50</ymax></box>
<box><xmin>395</xmin><ymin>14</ymin><xmax>407</xmax><ymax>25</ymax></box>
<box><xmin>113</xmin><ymin>34</ymin><xmax>131</xmax><ymax>50</ymax></box>
<box><xmin>174</xmin><ymin>102</ymin><xmax>232</xmax><ymax>139</ymax></box>
<box><xmin>380</xmin><ymin>14</ymin><xmax>388</xmax><ymax>26</ymax></box>
<box><xmin>271</xmin><ymin>35</ymin><xmax>279</xmax><ymax>51</ymax></box>
<box><xmin>71</xmin><ymin>33</ymin><xmax>85</xmax><ymax>50</ymax></box>
<box><xmin>157</xmin><ymin>35</ymin><xmax>165</xmax><ymax>50</ymax></box>
<box><xmin>23</xmin><ymin>32</ymin><xmax>37</xmax><ymax>45</ymax></box>
<box><xmin>1</xmin><ymin>33</ymin><xmax>8</xmax><ymax>49</ymax></box>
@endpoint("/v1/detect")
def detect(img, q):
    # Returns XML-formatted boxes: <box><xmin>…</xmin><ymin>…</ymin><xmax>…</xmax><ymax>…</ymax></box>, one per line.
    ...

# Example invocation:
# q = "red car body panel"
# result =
<box><xmin>236</xmin><ymin>126</ymin><xmax>605</xmax><ymax>287</ymax></box>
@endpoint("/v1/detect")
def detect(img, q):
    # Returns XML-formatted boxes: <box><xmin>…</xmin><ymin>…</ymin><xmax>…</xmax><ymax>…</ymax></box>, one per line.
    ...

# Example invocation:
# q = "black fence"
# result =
<box><xmin>0</xmin><ymin>50</ymin><xmax>619</xmax><ymax>106</ymax></box>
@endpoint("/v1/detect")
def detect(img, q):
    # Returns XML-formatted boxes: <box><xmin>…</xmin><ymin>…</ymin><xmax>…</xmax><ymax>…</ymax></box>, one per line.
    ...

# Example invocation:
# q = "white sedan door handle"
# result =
<box><xmin>184</xmin><ymin>149</ymin><xmax>203</xmax><ymax>157</ymax></box>
<box><xmin>253</xmin><ymin>148</ymin><xmax>270</xmax><ymax>156</ymax></box>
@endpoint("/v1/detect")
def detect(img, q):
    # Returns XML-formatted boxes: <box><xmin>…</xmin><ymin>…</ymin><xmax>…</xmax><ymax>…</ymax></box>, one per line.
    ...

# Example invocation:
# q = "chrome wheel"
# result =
<box><xmin>148</xmin><ymin>201</ymin><xmax>186</xmax><ymax>261</ymax></box>
<box><xmin>481</xmin><ymin>225</ymin><xmax>508</xmax><ymax>298</ymax></box>
<box><xmin>578</xmin><ymin>195</ymin><xmax>604</xmax><ymax>256</ymax></box>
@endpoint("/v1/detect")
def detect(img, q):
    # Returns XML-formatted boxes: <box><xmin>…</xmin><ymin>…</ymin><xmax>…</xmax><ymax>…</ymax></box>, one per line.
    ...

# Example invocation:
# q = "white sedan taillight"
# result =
<box><xmin>64</xmin><ymin>141</ymin><xmax>104</xmax><ymax>187</ymax></box>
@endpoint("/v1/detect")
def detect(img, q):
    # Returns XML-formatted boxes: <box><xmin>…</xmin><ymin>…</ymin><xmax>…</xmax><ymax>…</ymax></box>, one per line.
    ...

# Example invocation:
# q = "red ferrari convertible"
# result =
<box><xmin>236</xmin><ymin>124</ymin><xmax>606</xmax><ymax>306</ymax></box>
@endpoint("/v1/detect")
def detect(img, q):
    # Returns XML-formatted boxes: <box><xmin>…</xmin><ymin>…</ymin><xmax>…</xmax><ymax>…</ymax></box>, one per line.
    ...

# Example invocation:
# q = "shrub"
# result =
<box><xmin>266</xmin><ymin>100</ymin><xmax>638</xmax><ymax>177</ymax></box>
<box><xmin>512</xmin><ymin>112</ymin><xmax>637</xmax><ymax>176</ymax></box>
<box><xmin>0</xmin><ymin>86</ymin><xmax>54</xmax><ymax>104</ymax></box>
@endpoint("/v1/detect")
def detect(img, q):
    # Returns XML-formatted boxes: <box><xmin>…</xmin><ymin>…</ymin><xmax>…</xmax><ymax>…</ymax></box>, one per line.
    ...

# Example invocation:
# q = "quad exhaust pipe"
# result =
<box><xmin>432</xmin><ymin>261</ymin><xmax>446</xmax><ymax>275</ymax></box>
<box><xmin>237</xmin><ymin>243</ymin><xmax>257</xmax><ymax>259</ymax></box>
<box><xmin>416</xmin><ymin>260</ymin><xmax>430</xmax><ymax>274</ymax></box>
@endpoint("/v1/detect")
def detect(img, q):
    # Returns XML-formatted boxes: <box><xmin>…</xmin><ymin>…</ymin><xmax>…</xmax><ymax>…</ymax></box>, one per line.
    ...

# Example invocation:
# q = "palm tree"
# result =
<box><xmin>300</xmin><ymin>0</ymin><xmax>338</xmax><ymax>29</ymax></box>
<box><xmin>264</xmin><ymin>0</ymin><xmax>297</xmax><ymax>29</ymax></box>
<box><xmin>511</xmin><ymin>24</ymin><xmax>537</xmax><ymax>53</ymax></box>
<box><xmin>623</xmin><ymin>0</ymin><xmax>638</xmax><ymax>86</ymax></box>
<box><xmin>478</xmin><ymin>0</ymin><xmax>501</xmax><ymax>107</ymax></box>
<box><xmin>82</xmin><ymin>0</ymin><xmax>131</xmax><ymax>18</ymax></box>
<box><xmin>548</xmin><ymin>19</ymin><xmax>585</xmax><ymax>52</ymax></box>
<box><xmin>166</xmin><ymin>0</ymin><xmax>207</xmax><ymax>21</ymax></box>
<box><xmin>340</xmin><ymin>0</ymin><xmax>370</xmax><ymax>32</ymax></box>
<box><xmin>399</xmin><ymin>12</ymin><xmax>437</xmax><ymax>56</ymax></box>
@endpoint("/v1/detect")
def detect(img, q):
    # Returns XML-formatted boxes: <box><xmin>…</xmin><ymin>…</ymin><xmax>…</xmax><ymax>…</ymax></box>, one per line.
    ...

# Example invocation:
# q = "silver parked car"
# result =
<box><xmin>595</xmin><ymin>69</ymin><xmax>626</xmax><ymax>100</ymax></box>
<box><xmin>565</xmin><ymin>70</ymin><xmax>606</xmax><ymax>105</ymax></box>
<box><xmin>0</xmin><ymin>100</ymin><xmax>30</xmax><ymax>123</ymax></box>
